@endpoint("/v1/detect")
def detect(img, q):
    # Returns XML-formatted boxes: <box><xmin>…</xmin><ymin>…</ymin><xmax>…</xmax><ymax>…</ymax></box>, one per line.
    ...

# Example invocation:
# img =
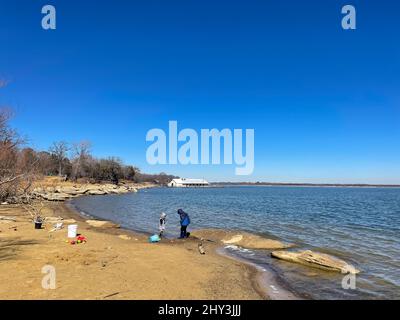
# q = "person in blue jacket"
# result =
<box><xmin>177</xmin><ymin>209</ymin><xmax>190</xmax><ymax>239</ymax></box>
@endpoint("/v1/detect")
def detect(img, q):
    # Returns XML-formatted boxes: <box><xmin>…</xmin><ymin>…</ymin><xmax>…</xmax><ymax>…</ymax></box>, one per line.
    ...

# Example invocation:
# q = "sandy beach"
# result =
<box><xmin>0</xmin><ymin>196</ymin><xmax>266</xmax><ymax>300</ymax></box>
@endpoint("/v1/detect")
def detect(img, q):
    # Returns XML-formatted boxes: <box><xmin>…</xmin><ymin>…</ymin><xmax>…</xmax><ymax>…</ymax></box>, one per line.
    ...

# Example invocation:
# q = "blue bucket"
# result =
<box><xmin>149</xmin><ymin>234</ymin><xmax>161</xmax><ymax>243</ymax></box>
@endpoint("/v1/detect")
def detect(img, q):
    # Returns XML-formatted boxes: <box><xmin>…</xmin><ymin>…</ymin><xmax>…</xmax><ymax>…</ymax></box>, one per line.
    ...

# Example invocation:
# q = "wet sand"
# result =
<box><xmin>217</xmin><ymin>247</ymin><xmax>300</xmax><ymax>300</ymax></box>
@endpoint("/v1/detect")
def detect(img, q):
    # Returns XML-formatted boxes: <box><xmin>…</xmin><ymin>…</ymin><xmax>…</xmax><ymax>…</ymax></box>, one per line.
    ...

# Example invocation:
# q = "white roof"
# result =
<box><xmin>171</xmin><ymin>178</ymin><xmax>209</xmax><ymax>184</ymax></box>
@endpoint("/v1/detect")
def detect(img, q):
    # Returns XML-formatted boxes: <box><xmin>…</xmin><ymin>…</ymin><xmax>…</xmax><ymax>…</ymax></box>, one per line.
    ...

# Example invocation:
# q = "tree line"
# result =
<box><xmin>0</xmin><ymin>108</ymin><xmax>177</xmax><ymax>202</ymax></box>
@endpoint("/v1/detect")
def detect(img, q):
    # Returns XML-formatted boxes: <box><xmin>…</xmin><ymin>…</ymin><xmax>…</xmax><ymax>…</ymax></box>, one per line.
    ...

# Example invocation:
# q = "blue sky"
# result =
<box><xmin>0</xmin><ymin>0</ymin><xmax>399</xmax><ymax>183</ymax></box>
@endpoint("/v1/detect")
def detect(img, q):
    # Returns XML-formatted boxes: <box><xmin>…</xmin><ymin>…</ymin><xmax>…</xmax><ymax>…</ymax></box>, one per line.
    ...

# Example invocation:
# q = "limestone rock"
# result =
<box><xmin>118</xmin><ymin>234</ymin><xmax>132</xmax><ymax>240</ymax></box>
<box><xmin>56</xmin><ymin>186</ymin><xmax>89</xmax><ymax>195</ymax></box>
<box><xmin>40</xmin><ymin>193</ymin><xmax>72</xmax><ymax>201</ymax></box>
<box><xmin>33</xmin><ymin>187</ymin><xmax>44</xmax><ymax>193</ymax></box>
<box><xmin>86</xmin><ymin>189</ymin><xmax>108</xmax><ymax>195</ymax></box>
<box><xmin>32</xmin><ymin>182</ymin><xmax>145</xmax><ymax>204</ymax></box>
<box><xmin>224</xmin><ymin>234</ymin><xmax>291</xmax><ymax>250</ymax></box>
<box><xmin>45</xmin><ymin>217</ymin><xmax>77</xmax><ymax>224</ymax></box>
<box><xmin>193</xmin><ymin>229</ymin><xmax>292</xmax><ymax>250</ymax></box>
<box><xmin>271</xmin><ymin>250</ymin><xmax>360</xmax><ymax>274</ymax></box>
<box><xmin>222</xmin><ymin>235</ymin><xmax>243</xmax><ymax>244</ymax></box>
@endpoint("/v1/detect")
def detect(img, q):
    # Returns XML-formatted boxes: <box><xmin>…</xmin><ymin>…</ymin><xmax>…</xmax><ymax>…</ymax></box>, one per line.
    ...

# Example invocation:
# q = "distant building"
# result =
<box><xmin>167</xmin><ymin>178</ymin><xmax>209</xmax><ymax>188</ymax></box>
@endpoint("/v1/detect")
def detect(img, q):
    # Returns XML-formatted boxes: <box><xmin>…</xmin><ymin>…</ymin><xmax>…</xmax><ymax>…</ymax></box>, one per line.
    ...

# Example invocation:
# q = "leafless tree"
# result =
<box><xmin>71</xmin><ymin>140</ymin><xmax>92</xmax><ymax>180</ymax></box>
<box><xmin>0</xmin><ymin>108</ymin><xmax>38</xmax><ymax>202</ymax></box>
<box><xmin>49</xmin><ymin>141</ymin><xmax>69</xmax><ymax>177</ymax></box>
<box><xmin>0</xmin><ymin>108</ymin><xmax>24</xmax><ymax>151</ymax></box>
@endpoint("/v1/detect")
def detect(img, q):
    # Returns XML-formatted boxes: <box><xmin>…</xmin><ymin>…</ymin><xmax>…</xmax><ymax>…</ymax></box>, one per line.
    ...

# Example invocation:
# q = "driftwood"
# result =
<box><xmin>0</xmin><ymin>174</ymin><xmax>25</xmax><ymax>186</ymax></box>
<box><xmin>103</xmin><ymin>292</ymin><xmax>121</xmax><ymax>299</ymax></box>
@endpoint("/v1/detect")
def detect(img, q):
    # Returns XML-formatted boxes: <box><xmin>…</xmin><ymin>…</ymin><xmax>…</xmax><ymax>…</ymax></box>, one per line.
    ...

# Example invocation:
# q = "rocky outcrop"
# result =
<box><xmin>223</xmin><ymin>233</ymin><xmax>292</xmax><ymax>250</ymax></box>
<box><xmin>55</xmin><ymin>186</ymin><xmax>89</xmax><ymax>195</ymax></box>
<box><xmin>271</xmin><ymin>250</ymin><xmax>360</xmax><ymax>274</ymax></box>
<box><xmin>32</xmin><ymin>183</ymin><xmax>148</xmax><ymax>201</ymax></box>
<box><xmin>192</xmin><ymin>229</ymin><xmax>293</xmax><ymax>250</ymax></box>
<box><xmin>86</xmin><ymin>220</ymin><xmax>120</xmax><ymax>228</ymax></box>
<box><xmin>39</xmin><ymin>193</ymin><xmax>74</xmax><ymax>201</ymax></box>
<box><xmin>118</xmin><ymin>234</ymin><xmax>132</xmax><ymax>240</ymax></box>
<box><xmin>87</xmin><ymin>189</ymin><xmax>108</xmax><ymax>195</ymax></box>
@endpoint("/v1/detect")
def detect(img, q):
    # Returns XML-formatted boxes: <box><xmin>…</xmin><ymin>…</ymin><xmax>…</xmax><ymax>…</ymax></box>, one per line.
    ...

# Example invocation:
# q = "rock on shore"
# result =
<box><xmin>222</xmin><ymin>233</ymin><xmax>293</xmax><ymax>250</ymax></box>
<box><xmin>271</xmin><ymin>250</ymin><xmax>360</xmax><ymax>274</ymax></box>
<box><xmin>86</xmin><ymin>219</ymin><xmax>120</xmax><ymax>228</ymax></box>
<box><xmin>192</xmin><ymin>229</ymin><xmax>293</xmax><ymax>250</ymax></box>
<box><xmin>39</xmin><ymin>192</ymin><xmax>74</xmax><ymax>201</ymax></box>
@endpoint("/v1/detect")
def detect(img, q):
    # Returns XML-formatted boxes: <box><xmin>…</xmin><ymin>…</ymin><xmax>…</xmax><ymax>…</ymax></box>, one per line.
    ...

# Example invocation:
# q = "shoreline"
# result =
<box><xmin>67</xmin><ymin>187</ymin><xmax>373</xmax><ymax>300</ymax></box>
<box><xmin>66</xmin><ymin>196</ymin><xmax>278</xmax><ymax>300</ymax></box>
<box><xmin>0</xmin><ymin>187</ymin><xmax>267</xmax><ymax>300</ymax></box>
<box><xmin>63</xmin><ymin>199</ymin><xmax>272</xmax><ymax>300</ymax></box>
<box><xmin>67</xmin><ymin>190</ymin><xmax>300</xmax><ymax>300</ymax></box>
<box><xmin>3</xmin><ymin>183</ymin><xmax>386</xmax><ymax>299</ymax></box>
<box><xmin>216</xmin><ymin>247</ymin><xmax>300</xmax><ymax>300</ymax></box>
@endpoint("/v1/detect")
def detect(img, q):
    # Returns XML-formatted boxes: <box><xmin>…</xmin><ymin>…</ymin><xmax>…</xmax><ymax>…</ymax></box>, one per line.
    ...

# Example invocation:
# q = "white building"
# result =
<box><xmin>168</xmin><ymin>178</ymin><xmax>209</xmax><ymax>188</ymax></box>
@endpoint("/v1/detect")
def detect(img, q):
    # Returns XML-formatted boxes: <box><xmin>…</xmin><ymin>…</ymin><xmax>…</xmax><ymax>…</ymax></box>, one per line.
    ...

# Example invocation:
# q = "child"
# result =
<box><xmin>159</xmin><ymin>212</ymin><xmax>167</xmax><ymax>237</ymax></box>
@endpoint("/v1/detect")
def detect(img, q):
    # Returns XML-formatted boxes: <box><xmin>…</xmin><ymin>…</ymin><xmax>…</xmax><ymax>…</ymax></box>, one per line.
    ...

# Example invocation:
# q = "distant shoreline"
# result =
<box><xmin>210</xmin><ymin>182</ymin><xmax>400</xmax><ymax>188</ymax></box>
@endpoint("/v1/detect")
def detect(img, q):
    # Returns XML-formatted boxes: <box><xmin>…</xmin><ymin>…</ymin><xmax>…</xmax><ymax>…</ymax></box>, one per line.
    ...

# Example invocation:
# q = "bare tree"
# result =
<box><xmin>71</xmin><ymin>140</ymin><xmax>92</xmax><ymax>180</ymax></box>
<box><xmin>0</xmin><ymin>108</ymin><xmax>22</xmax><ymax>188</ymax></box>
<box><xmin>49</xmin><ymin>141</ymin><xmax>69</xmax><ymax>177</ymax></box>
<box><xmin>0</xmin><ymin>108</ymin><xmax>24</xmax><ymax>151</ymax></box>
<box><xmin>0</xmin><ymin>108</ymin><xmax>37</xmax><ymax>202</ymax></box>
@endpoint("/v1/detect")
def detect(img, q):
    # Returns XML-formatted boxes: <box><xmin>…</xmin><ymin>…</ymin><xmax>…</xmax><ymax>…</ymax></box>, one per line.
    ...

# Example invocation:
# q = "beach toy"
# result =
<box><xmin>68</xmin><ymin>224</ymin><xmax>78</xmax><ymax>238</ymax></box>
<box><xmin>149</xmin><ymin>234</ymin><xmax>161</xmax><ymax>243</ymax></box>
<box><xmin>77</xmin><ymin>235</ymin><xmax>87</xmax><ymax>243</ymax></box>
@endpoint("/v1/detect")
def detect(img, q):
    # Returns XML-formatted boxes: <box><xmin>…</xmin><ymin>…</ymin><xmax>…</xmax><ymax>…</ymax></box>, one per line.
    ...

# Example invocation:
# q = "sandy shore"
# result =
<box><xmin>0</xmin><ymin>199</ymin><xmax>266</xmax><ymax>300</ymax></box>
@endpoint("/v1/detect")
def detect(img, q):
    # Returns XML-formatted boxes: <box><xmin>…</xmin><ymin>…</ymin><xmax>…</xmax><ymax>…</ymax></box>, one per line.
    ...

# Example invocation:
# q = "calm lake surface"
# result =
<box><xmin>70</xmin><ymin>186</ymin><xmax>400</xmax><ymax>300</ymax></box>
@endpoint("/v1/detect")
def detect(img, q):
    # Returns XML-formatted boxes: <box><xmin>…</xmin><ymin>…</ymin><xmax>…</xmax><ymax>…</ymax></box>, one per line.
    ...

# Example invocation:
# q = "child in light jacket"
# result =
<box><xmin>159</xmin><ymin>212</ymin><xmax>167</xmax><ymax>237</ymax></box>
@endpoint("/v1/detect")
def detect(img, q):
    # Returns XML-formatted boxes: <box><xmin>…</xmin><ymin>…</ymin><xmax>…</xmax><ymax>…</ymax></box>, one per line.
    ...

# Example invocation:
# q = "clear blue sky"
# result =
<box><xmin>1</xmin><ymin>0</ymin><xmax>399</xmax><ymax>183</ymax></box>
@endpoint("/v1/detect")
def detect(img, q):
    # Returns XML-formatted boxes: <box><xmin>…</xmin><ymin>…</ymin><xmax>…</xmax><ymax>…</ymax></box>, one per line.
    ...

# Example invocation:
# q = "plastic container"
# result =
<box><xmin>68</xmin><ymin>224</ymin><xmax>78</xmax><ymax>238</ymax></box>
<box><xmin>149</xmin><ymin>234</ymin><xmax>161</xmax><ymax>243</ymax></box>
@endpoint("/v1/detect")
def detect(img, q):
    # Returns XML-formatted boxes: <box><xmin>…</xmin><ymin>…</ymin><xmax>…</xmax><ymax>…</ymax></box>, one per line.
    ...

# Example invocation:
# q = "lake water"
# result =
<box><xmin>70</xmin><ymin>186</ymin><xmax>400</xmax><ymax>300</ymax></box>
